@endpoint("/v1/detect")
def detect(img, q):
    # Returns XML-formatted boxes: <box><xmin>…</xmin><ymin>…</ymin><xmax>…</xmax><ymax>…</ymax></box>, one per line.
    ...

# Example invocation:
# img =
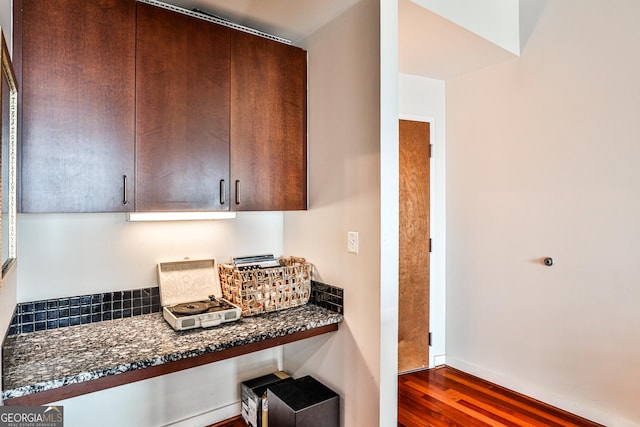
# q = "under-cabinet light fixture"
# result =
<box><xmin>127</xmin><ymin>212</ymin><xmax>237</xmax><ymax>222</ymax></box>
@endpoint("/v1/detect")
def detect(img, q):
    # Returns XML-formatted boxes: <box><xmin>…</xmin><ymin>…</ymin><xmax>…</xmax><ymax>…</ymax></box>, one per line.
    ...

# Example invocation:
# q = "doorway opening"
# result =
<box><xmin>398</xmin><ymin>119</ymin><xmax>431</xmax><ymax>373</ymax></box>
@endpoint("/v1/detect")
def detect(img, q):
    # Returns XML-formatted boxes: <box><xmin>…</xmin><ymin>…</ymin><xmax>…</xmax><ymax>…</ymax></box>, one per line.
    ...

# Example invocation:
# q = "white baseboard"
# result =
<box><xmin>446</xmin><ymin>357</ymin><xmax>638</xmax><ymax>427</ymax></box>
<box><xmin>163</xmin><ymin>401</ymin><xmax>241</xmax><ymax>427</ymax></box>
<box><xmin>432</xmin><ymin>354</ymin><xmax>446</xmax><ymax>367</ymax></box>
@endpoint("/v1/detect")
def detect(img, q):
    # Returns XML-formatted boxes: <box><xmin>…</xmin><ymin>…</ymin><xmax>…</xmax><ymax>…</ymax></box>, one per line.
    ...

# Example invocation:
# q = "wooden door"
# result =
<box><xmin>230</xmin><ymin>31</ymin><xmax>307</xmax><ymax>211</ymax></box>
<box><xmin>135</xmin><ymin>3</ymin><xmax>230</xmax><ymax>211</ymax></box>
<box><xmin>17</xmin><ymin>0</ymin><xmax>136</xmax><ymax>212</ymax></box>
<box><xmin>398</xmin><ymin>119</ymin><xmax>430</xmax><ymax>373</ymax></box>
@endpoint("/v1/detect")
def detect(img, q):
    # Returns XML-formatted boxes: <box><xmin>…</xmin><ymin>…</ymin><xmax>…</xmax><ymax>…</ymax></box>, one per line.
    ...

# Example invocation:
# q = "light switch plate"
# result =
<box><xmin>347</xmin><ymin>231</ymin><xmax>359</xmax><ymax>254</ymax></box>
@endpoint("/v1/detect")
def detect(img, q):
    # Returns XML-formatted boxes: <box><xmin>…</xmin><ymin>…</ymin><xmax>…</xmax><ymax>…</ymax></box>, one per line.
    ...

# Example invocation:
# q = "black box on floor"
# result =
<box><xmin>267</xmin><ymin>375</ymin><xmax>339</xmax><ymax>427</ymax></box>
<box><xmin>241</xmin><ymin>371</ymin><xmax>292</xmax><ymax>427</ymax></box>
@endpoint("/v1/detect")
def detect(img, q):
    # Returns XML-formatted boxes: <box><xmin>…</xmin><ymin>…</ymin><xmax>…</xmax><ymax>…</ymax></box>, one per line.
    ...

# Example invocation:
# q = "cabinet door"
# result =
<box><xmin>135</xmin><ymin>3</ymin><xmax>230</xmax><ymax>211</ymax></box>
<box><xmin>18</xmin><ymin>0</ymin><xmax>135</xmax><ymax>212</ymax></box>
<box><xmin>230</xmin><ymin>31</ymin><xmax>307</xmax><ymax>211</ymax></box>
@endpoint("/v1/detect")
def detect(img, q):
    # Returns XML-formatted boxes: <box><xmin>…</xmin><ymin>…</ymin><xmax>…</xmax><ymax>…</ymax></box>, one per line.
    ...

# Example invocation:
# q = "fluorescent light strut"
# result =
<box><xmin>127</xmin><ymin>212</ymin><xmax>237</xmax><ymax>222</ymax></box>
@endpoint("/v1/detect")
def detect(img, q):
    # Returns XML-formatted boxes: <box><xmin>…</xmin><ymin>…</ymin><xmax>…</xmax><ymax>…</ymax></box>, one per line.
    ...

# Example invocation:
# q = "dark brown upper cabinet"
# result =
<box><xmin>230</xmin><ymin>31</ymin><xmax>308</xmax><ymax>211</ymax></box>
<box><xmin>16</xmin><ymin>0</ymin><xmax>136</xmax><ymax>213</ymax></box>
<box><xmin>135</xmin><ymin>2</ymin><xmax>230</xmax><ymax>211</ymax></box>
<box><xmin>17</xmin><ymin>1</ymin><xmax>307</xmax><ymax>213</ymax></box>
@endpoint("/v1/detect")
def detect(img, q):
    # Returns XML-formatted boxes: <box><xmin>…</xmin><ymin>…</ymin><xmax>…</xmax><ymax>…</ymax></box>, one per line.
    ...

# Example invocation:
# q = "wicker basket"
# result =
<box><xmin>218</xmin><ymin>257</ymin><xmax>312</xmax><ymax>316</ymax></box>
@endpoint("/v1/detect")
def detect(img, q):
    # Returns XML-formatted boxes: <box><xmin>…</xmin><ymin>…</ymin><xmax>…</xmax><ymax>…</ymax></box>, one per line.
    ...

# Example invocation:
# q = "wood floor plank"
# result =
<box><xmin>207</xmin><ymin>416</ymin><xmax>246</xmax><ymax>427</ymax></box>
<box><xmin>404</xmin><ymin>379</ymin><xmax>510</xmax><ymax>427</ymax></box>
<box><xmin>401</xmin><ymin>391</ymin><xmax>493</xmax><ymax>427</ymax></box>
<box><xmin>456</xmin><ymin>397</ymin><xmax>536</xmax><ymax>427</ymax></box>
<box><xmin>442</xmin><ymin>368</ymin><xmax>599</xmax><ymax>427</ymax></box>
<box><xmin>400</xmin><ymin>384</ymin><xmax>480</xmax><ymax>427</ymax></box>
<box><xmin>398</xmin><ymin>366</ymin><xmax>604</xmax><ymax>427</ymax></box>
<box><xmin>400</xmin><ymin>379</ymin><xmax>494</xmax><ymax>426</ymax></box>
<box><xmin>436</xmin><ymin>371</ymin><xmax>569</xmax><ymax>427</ymax></box>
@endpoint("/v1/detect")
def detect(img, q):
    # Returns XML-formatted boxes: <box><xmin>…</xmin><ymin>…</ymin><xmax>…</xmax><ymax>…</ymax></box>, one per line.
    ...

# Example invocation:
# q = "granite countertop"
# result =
<box><xmin>2</xmin><ymin>305</ymin><xmax>342</xmax><ymax>401</ymax></box>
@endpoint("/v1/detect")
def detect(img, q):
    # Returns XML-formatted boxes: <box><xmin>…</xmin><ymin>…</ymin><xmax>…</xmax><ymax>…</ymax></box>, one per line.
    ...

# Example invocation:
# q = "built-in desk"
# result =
<box><xmin>1</xmin><ymin>305</ymin><xmax>342</xmax><ymax>406</ymax></box>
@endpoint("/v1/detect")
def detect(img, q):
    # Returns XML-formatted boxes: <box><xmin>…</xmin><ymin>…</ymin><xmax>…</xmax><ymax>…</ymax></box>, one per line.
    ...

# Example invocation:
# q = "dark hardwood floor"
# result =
<box><xmin>399</xmin><ymin>366</ymin><xmax>604</xmax><ymax>427</ymax></box>
<box><xmin>208</xmin><ymin>416</ymin><xmax>246</xmax><ymax>427</ymax></box>
<box><xmin>211</xmin><ymin>366</ymin><xmax>604</xmax><ymax>426</ymax></box>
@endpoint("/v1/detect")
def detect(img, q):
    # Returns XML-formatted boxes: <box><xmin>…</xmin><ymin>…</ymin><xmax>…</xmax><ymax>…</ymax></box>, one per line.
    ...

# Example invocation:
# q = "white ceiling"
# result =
<box><xmin>161</xmin><ymin>0</ymin><xmax>517</xmax><ymax>80</ymax></box>
<box><xmin>398</xmin><ymin>0</ymin><xmax>516</xmax><ymax>79</ymax></box>
<box><xmin>159</xmin><ymin>0</ymin><xmax>361</xmax><ymax>44</ymax></box>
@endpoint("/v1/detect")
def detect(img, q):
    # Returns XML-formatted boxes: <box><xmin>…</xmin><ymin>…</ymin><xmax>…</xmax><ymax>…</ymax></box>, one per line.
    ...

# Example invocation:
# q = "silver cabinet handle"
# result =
<box><xmin>220</xmin><ymin>179</ymin><xmax>226</xmax><ymax>205</ymax></box>
<box><xmin>122</xmin><ymin>175</ymin><xmax>128</xmax><ymax>205</ymax></box>
<box><xmin>235</xmin><ymin>180</ymin><xmax>240</xmax><ymax>205</ymax></box>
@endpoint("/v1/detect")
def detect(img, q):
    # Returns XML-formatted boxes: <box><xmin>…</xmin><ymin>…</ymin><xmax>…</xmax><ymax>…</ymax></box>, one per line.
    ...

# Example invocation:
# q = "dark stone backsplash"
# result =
<box><xmin>6</xmin><ymin>281</ymin><xmax>344</xmax><ymax>337</ymax></box>
<box><xmin>7</xmin><ymin>287</ymin><xmax>162</xmax><ymax>336</ymax></box>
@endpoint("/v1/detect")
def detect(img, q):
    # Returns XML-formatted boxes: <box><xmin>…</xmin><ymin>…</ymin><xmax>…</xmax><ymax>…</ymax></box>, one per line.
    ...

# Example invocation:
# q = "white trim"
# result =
<box><xmin>399</xmin><ymin>113</ymin><xmax>434</xmax><ymax>123</ymax></box>
<box><xmin>162</xmin><ymin>401</ymin><xmax>241</xmax><ymax>427</ymax></box>
<box><xmin>380</xmin><ymin>0</ymin><xmax>400</xmax><ymax>426</ymax></box>
<box><xmin>433</xmin><ymin>354</ymin><xmax>446</xmax><ymax>367</ymax></box>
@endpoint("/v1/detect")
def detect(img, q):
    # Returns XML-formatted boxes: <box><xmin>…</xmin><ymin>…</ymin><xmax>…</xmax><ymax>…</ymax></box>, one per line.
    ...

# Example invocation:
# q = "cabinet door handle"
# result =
<box><xmin>122</xmin><ymin>175</ymin><xmax>128</xmax><ymax>205</ymax></box>
<box><xmin>220</xmin><ymin>179</ymin><xmax>226</xmax><ymax>205</ymax></box>
<box><xmin>235</xmin><ymin>180</ymin><xmax>240</xmax><ymax>205</ymax></box>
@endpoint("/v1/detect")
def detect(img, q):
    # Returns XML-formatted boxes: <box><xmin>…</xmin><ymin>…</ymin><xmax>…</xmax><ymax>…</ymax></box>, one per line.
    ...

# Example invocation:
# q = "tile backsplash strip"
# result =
<box><xmin>7</xmin><ymin>281</ymin><xmax>342</xmax><ymax>337</ymax></box>
<box><xmin>309</xmin><ymin>281</ymin><xmax>344</xmax><ymax>315</ymax></box>
<box><xmin>8</xmin><ymin>288</ymin><xmax>161</xmax><ymax>336</ymax></box>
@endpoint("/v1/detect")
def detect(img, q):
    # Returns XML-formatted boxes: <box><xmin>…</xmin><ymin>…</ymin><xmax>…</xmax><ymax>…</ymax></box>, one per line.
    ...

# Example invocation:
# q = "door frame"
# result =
<box><xmin>399</xmin><ymin>113</ymin><xmax>445</xmax><ymax>369</ymax></box>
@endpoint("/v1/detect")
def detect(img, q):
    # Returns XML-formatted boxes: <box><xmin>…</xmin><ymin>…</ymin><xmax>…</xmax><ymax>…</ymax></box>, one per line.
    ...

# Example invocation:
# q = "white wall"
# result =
<box><xmin>445</xmin><ymin>1</ymin><xmax>640</xmax><ymax>426</ymax></box>
<box><xmin>398</xmin><ymin>73</ymin><xmax>446</xmax><ymax>367</ymax></box>
<box><xmin>17</xmin><ymin>212</ymin><xmax>283</xmax><ymax>300</ymax></box>
<box><xmin>282</xmin><ymin>0</ymin><xmax>384</xmax><ymax>426</ymax></box>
